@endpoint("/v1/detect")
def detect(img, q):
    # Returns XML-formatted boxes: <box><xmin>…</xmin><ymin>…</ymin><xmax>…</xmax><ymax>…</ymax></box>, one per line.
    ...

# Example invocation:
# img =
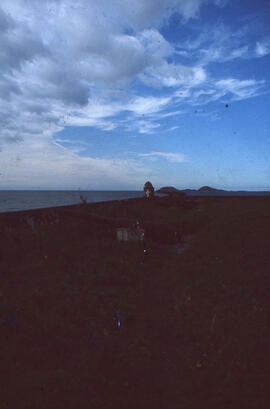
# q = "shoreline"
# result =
<box><xmin>1</xmin><ymin>193</ymin><xmax>269</xmax><ymax>218</ymax></box>
<box><xmin>0</xmin><ymin>196</ymin><xmax>146</xmax><ymax>218</ymax></box>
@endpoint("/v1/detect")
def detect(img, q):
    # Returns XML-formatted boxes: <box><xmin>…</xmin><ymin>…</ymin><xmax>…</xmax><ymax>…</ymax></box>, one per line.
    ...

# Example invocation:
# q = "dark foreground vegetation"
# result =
<box><xmin>0</xmin><ymin>196</ymin><xmax>269</xmax><ymax>409</ymax></box>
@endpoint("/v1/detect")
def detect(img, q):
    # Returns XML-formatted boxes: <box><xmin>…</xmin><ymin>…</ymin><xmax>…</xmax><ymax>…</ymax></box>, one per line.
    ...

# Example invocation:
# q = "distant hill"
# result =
<box><xmin>197</xmin><ymin>186</ymin><xmax>225</xmax><ymax>193</ymax></box>
<box><xmin>156</xmin><ymin>186</ymin><xmax>186</xmax><ymax>195</ymax></box>
<box><xmin>157</xmin><ymin>186</ymin><xmax>222</xmax><ymax>194</ymax></box>
<box><xmin>157</xmin><ymin>186</ymin><xmax>270</xmax><ymax>197</ymax></box>
<box><xmin>156</xmin><ymin>187</ymin><xmax>186</xmax><ymax>204</ymax></box>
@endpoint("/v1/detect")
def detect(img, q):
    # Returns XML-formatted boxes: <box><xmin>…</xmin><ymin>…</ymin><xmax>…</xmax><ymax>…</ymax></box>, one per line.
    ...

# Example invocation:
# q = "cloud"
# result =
<box><xmin>0</xmin><ymin>135</ymin><xmax>150</xmax><ymax>189</ymax></box>
<box><xmin>140</xmin><ymin>59</ymin><xmax>207</xmax><ymax>88</ymax></box>
<box><xmin>0</xmin><ymin>1</ymin><xmax>221</xmax><ymax>148</ymax></box>
<box><xmin>255</xmin><ymin>39</ymin><xmax>270</xmax><ymax>57</ymax></box>
<box><xmin>0</xmin><ymin>7</ymin><xmax>14</xmax><ymax>33</ymax></box>
<box><xmin>61</xmin><ymin>94</ymin><xmax>173</xmax><ymax>134</ymax></box>
<box><xmin>139</xmin><ymin>151</ymin><xmax>188</xmax><ymax>162</ymax></box>
<box><xmin>167</xmin><ymin>126</ymin><xmax>180</xmax><ymax>131</ymax></box>
<box><xmin>136</xmin><ymin>121</ymin><xmax>161</xmax><ymax>134</ymax></box>
<box><xmin>0</xmin><ymin>8</ymin><xmax>48</xmax><ymax>75</ymax></box>
<box><xmin>0</xmin><ymin>0</ymin><xmax>268</xmax><ymax>188</ymax></box>
<box><xmin>171</xmin><ymin>76</ymin><xmax>268</xmax><ymax>106</ymax></box>
<box><xmin>0</xmin><ymin>0</ymin><xmax>260</xmax><ymax>148</ymax></box>
<box><xmin>216</xmin><ymin>78</ymin><xmax>266</xmax><ymax>100</ymax></box>
<box><xmin>126</xmin><ymin>95</ymin><xmax>172</xmax><ymax>115</ymax></box>
<box><xmin>199</xmin><ymin>45</ymin><xmax>250</xmax><ymax>63</ymax></box>
<box><xmin>153</xmin><ymin>110</ymin><xmax>184</xmax><ymax>119</ymax></box>
<box><xmin>178</xmin><ymin>22</ymin><xmax>270</xmax><ymax>64</ymax></box>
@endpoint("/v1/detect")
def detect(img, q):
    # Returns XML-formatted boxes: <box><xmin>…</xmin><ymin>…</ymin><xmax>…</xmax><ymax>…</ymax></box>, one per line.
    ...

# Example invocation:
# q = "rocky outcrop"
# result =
<box><xmin>143</xmin><ymin>181</ymin><xmax>155</xmax><ymax>199</ymax></box>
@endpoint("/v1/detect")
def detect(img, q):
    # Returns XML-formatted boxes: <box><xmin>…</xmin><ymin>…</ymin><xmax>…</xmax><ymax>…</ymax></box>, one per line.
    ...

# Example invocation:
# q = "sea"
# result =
<box><xmin>1</xmin><ymin>189</ymin><xmax>269</xmax><ymax>214</ymax></box>
<box><xmin>0</xmin><ymin>190</ymin><xmax>144</xmax><ymax>214</ymax></box>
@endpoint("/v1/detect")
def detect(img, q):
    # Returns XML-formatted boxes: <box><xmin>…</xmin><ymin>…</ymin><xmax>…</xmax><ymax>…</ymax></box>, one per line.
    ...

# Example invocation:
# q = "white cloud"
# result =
<box><xmin>154</xmin><ymin>110</ymin><xmax>184</xmax><ymax>119</ymax></box>
<box><xmin>0</xmin><ymin>0</ymin><xmax>268</xmax><ymax>188</ymax></box>
<box><xmin>137</xmin><ymin>121</ymin><xmax>161</xmax><ymax>134</ymax></box>
<box><xmin>0</xmin><ymin>135</ymin><xmax>150</xmax><ymax>189</ymax></box>
<box><xmin>122</xmin><ymin>118</ymin><xmax>161</xmax><ymax>134</ymax></box>
<box><xmin>171</xmin><ymin>77</ymin><xmax>268</xmax><ymax>106</ymax></box>
<box><xmin>255</xmin><ymin>40</ymin><xmax>270</xmax><ymax>57</ymax></box>
<box><xmin>0</xmin><ymin>0</ymin><xmax>259</xmax><ymax>147</ymax></box>
<box><xmin>167</xmin><ymin>126</ymin><xmax>180</xmax><ymax>131</ymax></box>
<box><xmin>59</xmin><ymin>94</ymin><xmax>174</xmax><ymax>134</ymax></box>
<box><xmin>126</xmin><ymin>95</ymin><xmax>172</xmax><ymax>115</ymax></box>
<box><xmin>140</xmin><ymin>60</ymin><xmax>207</xmax><ymax>88</ymax></box>
<box><xmin>139</xmin><ymin>151</ymin><xmax>188</xmax><ymax>162</ymax></box>
<box><xmin>199</xmin><ymin>45</ymin><xmax>250</xmax><ymax>63</ymax></box>
<box><xmin>0</xmin><ymin>1</ymin><xmax>219</xmax><ymax>149</ymax></box>
<box><xmin>230</xmin><ymin>45</ymin><xmax>249</xmax><ymax>59</ymax></box>
<box><xmin>179</xmin><ymin>23</ymin><xmax>256</xmax><ymax>64</ymax></box>
<box><xmin>216</xmin><ymin>78</ymin><xmax>266</xmax><ymax>100</ymax></box>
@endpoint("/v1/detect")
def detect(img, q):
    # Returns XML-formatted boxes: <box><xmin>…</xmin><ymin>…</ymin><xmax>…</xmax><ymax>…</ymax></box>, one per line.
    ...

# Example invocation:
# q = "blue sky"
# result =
<box><xmin>0</xmin><ymin>0</ymin><xmax>269</xmax><ymax>190</ymax></box>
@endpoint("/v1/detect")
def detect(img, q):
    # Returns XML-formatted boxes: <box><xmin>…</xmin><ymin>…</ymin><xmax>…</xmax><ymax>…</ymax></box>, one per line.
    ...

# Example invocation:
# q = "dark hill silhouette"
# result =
<box><xmin>157</xmin><ymin>185</ymin><xmax>270</xmax><ymax>196</ymax></box>
<box><xmin>157</xmin><ymin>186</ymin><xmax>182</xmax><ymax>194</ymax></box>
<box><xmin>198</xmin><ymin>186</ymin><xmax>225</xmax><ymax>192</ymax></box>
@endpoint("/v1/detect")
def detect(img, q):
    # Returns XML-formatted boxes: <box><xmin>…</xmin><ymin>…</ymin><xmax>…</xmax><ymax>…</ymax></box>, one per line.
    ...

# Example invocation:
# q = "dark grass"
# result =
<box><xmin>0</xmin><ymin>196</ymin><xmax>269</xmax><ymax>409</ymax></box>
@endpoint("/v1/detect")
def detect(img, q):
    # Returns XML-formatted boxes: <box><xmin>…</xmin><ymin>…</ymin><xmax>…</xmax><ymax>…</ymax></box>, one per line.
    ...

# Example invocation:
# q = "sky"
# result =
<box><xmin>0</xmin><ymin>0</ymin><xmax>270</xmax><ymax>191</ymax></box>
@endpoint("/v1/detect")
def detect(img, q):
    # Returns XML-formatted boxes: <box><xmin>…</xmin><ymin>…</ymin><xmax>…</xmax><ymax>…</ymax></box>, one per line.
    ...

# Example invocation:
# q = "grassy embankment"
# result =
<box><xmin>0</xmin><ymin>196</ymin><xmax>269</xmax><ymax>409</ymax></box>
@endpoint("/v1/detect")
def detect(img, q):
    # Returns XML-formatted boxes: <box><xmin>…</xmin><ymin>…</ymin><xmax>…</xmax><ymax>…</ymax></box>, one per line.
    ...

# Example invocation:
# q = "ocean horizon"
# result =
<box><xmin>0</xmin><ymin>190</ymin><xmax>144</xmax><ymax>214</ymax></box>
<box><xmin>1</xmin><ymin>189</ymin><xmax>270</xmax><ymax>214</ymax></box>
